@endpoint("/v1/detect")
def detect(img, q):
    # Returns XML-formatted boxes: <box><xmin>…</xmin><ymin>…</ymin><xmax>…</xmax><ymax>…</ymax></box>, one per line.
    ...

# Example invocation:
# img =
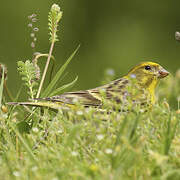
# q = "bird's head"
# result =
<box><xmin>127</xmin><ymin>62</ymin><xmax>169</xmax><ymax>89</ymax></box>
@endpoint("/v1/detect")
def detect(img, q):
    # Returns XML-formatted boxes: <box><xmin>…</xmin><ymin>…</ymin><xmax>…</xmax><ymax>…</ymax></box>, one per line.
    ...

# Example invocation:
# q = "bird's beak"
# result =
<box><xmin>158</xmin><ymin>68</ymin><xmax>169</xmax><ymax>78</ymax></box>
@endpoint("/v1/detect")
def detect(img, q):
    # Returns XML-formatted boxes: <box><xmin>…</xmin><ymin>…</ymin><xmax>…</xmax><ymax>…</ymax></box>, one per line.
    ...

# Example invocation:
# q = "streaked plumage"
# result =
<box><xmin>8</xmin><ymin>62</ymin><xmax>169</xmax><ymax>110</ymax></box>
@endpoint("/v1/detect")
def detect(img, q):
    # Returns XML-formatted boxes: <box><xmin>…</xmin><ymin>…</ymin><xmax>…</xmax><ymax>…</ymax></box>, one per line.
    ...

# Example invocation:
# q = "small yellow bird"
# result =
<box><xmin>8</xmin><ymin>62</ymin><xmax>169</xmax><ymax>110</ymax></box>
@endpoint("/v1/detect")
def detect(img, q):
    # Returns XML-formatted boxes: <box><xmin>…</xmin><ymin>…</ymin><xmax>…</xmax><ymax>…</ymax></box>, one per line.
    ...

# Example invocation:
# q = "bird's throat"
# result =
<box><xmin>142</xmin><ymin>76</ymin><xmax>158</xmax><ymax>104</ymax></box>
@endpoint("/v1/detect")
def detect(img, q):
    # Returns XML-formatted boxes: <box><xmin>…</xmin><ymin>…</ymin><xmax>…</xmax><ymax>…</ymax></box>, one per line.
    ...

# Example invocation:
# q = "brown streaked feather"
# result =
<box><xmin>35</xmin><ymin>78</ymin><xmax>130</xmax><ymax>106</ymax></box>
<box><xmin>36</xmin><ymin>90</ymin><xmax>102</xmax><ymax>106</ymax></box>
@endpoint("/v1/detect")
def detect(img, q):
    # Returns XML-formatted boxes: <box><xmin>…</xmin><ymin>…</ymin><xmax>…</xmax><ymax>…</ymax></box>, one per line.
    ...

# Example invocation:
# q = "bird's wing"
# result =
<box><xmin>35</xmin><ymin>78</ymin><xmax>130</xmax><ymax>107</ymax></box>
<box><xmin>37</xmin><ymin>90</ymin><xmax>102</xmax><ymax>107</ymax></box>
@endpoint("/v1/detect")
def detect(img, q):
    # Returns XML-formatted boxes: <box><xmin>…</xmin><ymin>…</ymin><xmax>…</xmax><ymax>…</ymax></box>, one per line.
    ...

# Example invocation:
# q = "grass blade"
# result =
<box><xmin>41</xmin><ymin>45</ymin><xmax>80</xmax><ymax>97</ymax></box>
<box><xmin>0</xmin><ymin>65</ymin><xmax>5</xmax><ymax>109</ymax></box>
<box><xmin>8</xmin><ymin>122</ymin><xmax>37</xmax><ymax>162</ymax></box>
<box><xmin>49</xmin><ymin>76</ymin><xmax>78</xmax><ymax>96</ymax></box>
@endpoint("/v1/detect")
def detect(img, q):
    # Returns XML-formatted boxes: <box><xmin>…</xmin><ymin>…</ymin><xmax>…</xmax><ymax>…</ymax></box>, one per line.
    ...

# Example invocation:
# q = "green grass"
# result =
<box><xmin>1</xmin><ymin>78</ymin><xmax>180</xmax><ymax>179</ymax></box>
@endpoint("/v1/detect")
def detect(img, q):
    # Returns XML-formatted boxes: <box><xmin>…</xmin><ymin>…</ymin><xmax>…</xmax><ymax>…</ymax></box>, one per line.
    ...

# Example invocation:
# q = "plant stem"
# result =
<box><xmin>36</xmin><ymin>41</ymin><xmax>55</xmax><ymax>98</ymax></box>
<box><xmin>4</xmin><ymin>80</ymin><xmax>14</xmax><ymax>101</ymax></box>
<box><xmin>29</xmin><ymin>80</ymin><xmax>34</xmax><ymax>99</ymax></box>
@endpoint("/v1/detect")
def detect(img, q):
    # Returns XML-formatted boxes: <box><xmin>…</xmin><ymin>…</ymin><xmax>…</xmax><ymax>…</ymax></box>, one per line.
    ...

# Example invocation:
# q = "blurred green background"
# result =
<box><xmin>0</xmin><ymin>0</ymin><xmax>180</xmax><ymax>98</ymax></box>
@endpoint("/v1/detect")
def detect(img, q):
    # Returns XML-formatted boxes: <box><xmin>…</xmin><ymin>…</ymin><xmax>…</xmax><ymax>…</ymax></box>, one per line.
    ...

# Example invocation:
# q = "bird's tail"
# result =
<box><xmin>7</xmin><ymin>101</ymin><xmax>68</xmax><ymax>110</ymax></box>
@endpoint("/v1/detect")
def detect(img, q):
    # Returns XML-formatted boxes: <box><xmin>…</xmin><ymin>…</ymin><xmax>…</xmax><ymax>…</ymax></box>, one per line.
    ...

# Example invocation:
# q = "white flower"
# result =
<box><xmin>51</xmin><ymin>4</ymin><xmax>61</xmax><ymax>12</ymax></box>
<box><xmin>105</xmin><ymin>148</ymin><xmax>113</xmax><ymax>154</ymax></box>
<box><xmin>57</xmin><ymin>129</ymin><xmax>63</xmax><ymax>134</ymax></box>
<box><xmin>96</xmin><ymin>134</ymin><xmax>104</xmax><ymax>140</ymax></box>
<box><xmin>76</xmin><ymin>110</ymin><xmax>83</xmax><ymax>115</ymax></box>
<box><xmin>13</xmin><ymin>171</ymin><xmax>20</xmax><ymax>177</ymax></box>
<box><xmin>71</xmin><ymin>151</ymin><xmax>78</xmax><ymax>156</ymax></box>
<box><xmin>32</xmin><ymin>127</ymin><xmax>39</xmax><ymax>133</ymax></box>
<box><xmin>31</xmin><ymin>166</ymin><xmax>38</xmax><ymax>171</ymax></box>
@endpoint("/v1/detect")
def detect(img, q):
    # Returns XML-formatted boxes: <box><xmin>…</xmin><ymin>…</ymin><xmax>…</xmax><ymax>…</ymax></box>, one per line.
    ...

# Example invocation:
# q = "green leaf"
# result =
<box><xmin>49</xmin><ymin>76</ymin><xmax>78</xmax><ymax>97</ymax></box>
<box><xmin>17</xmin><ymin>60</ymin><xmax>38</xmax><ymax>99</ymax></box>
<box><xmin>41</xmin><ymin>45</ymin><xmax>80</xmax><ymax>97</ymax></box>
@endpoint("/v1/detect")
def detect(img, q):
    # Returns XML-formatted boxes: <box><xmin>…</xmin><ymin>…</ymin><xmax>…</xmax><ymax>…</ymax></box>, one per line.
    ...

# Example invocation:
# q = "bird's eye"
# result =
<box><xmin>144</xmin><ymin>65</ymin><xmax>151</xmax><ymax>70</ymax></box>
